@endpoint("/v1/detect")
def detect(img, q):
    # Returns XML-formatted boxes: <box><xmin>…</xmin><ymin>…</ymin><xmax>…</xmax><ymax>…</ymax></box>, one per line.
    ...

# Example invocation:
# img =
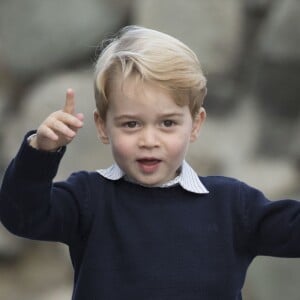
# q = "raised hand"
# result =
<box><xmin>29</xmin><ymin>89</ymin><xmax>84</xmax><ymax>151</ymax></box>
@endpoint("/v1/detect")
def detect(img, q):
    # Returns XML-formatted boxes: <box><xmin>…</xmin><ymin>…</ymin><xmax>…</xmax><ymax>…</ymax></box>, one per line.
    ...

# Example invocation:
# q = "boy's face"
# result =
<box><xmin>94</xmin><ymin>76</ymin><xmax>206</xmax><ymax>187</ymax></box>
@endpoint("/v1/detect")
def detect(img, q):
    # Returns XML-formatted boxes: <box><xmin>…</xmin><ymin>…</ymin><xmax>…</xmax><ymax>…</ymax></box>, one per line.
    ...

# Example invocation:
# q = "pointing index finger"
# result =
<box><xmin>63</xmin><ymin>88</ymin><xmax>75</xmax><ymax>115</ymax></box>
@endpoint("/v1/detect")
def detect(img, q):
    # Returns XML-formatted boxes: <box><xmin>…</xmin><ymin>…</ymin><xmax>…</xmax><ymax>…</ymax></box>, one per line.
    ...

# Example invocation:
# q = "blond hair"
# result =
<box><xmin>94</xmin><ymin>25</ymin><xmax>207</xmax><ymax>120</ymax></box>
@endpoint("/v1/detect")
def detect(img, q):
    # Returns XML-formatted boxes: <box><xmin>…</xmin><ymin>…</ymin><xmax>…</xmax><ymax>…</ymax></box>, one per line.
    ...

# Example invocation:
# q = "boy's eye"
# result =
<box><xmin>124</xmin><ymin>121</ymin><xmax>138</xmax><ymax>128</ymax></box>
<box><xmin>162</xmin><ymin>120</ymin><xmax>175</xmax><ymax>127</ymax></box>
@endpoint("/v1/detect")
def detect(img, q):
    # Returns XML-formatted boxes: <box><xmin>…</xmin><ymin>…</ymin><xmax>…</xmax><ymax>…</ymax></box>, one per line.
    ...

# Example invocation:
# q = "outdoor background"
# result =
<box><xmin>0</xmin><ymin>0</ymin><xmax>299</xmax><ymax>299</ymax></box>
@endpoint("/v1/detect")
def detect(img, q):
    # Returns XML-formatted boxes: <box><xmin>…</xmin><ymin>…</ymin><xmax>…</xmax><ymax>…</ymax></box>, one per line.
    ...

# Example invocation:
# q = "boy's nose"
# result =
<box><xmin>138</xmin><ymin>127</ymin><xmax>160</xmax><ymax>148</ymax></box>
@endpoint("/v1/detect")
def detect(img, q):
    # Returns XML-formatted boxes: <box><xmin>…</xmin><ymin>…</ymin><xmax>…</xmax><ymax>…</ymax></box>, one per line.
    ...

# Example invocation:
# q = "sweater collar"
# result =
<box><xmin>96</xmin><ymin>160</ymin><xmax>209</xmax><ymax>194</ymax></box>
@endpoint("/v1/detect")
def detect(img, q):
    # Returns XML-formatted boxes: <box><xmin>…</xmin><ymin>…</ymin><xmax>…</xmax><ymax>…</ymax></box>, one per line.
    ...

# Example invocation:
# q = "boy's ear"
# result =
<box><xmin>190</xmin><ymin>107</ymin><xmax>206</xmax><ymax>142</ymax></box>
<box><xmin>94</xmin><ymin>110</ymin><xmax>110</xmax><ymax>144</ymax></box>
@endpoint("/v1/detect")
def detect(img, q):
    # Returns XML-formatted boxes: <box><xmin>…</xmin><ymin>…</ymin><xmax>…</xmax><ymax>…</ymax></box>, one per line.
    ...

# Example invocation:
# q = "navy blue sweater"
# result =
<box><xmin>1</xmin><ymin>134</ymin><xmax>300</xmax><ymax>300</ymax></box>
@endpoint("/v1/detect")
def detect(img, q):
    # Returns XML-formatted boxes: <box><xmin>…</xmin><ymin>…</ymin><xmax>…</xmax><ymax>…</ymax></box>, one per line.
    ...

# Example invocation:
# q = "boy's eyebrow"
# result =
<box><xmin>113</xmin><ymin>112</ymin><xmax>185</xmax><ymax>121</ymax></box>
<box><xmin>158</xmin><ymin>112</ymin><xmax>185</xmax><ymax>119</ymax></box>
<box><xmin>113</xmin><ymin>114</ymin><xmax>139</xmax><ymax>121</ymax></box>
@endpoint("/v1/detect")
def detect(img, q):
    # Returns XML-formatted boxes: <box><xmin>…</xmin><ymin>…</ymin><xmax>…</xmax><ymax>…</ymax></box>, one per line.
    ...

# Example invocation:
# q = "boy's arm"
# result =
<box><xmin>240</xmin><ymin>182</ymin><xmax>300</xmax><ymax>257</ymax></box>
<box><xmin>0</xmin><ymin>132</ymin><xmax>63</xmax><ymax>238</ymax></box>
<box><xmin>0</xmin><ymin>89</ymin><xmax>87</xmax><ymax>244</ymax></box>
<box><xmin>0</xmin><ymin>134</ymin><xmax>91</xmax><ymax>244</ymax></box>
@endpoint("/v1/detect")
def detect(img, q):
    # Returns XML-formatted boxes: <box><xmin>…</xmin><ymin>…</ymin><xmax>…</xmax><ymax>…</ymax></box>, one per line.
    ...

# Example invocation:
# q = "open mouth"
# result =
<box><xmin>137</xmin><ymin>159</ymin><xmax>161</xmax><ymax>165</ymax></box>
<box><xmin>137</xmin><ymin>158</ymin><xmax>161</xmax><ymax>173</ymax></box>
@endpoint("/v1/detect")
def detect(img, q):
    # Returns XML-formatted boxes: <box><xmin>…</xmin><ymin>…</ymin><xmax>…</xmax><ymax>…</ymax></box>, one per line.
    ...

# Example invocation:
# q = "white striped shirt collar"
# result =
<box><xmin>96</xmin><ymin>160</ymin><xmax>209</xmax><ymax>194</ymax></box>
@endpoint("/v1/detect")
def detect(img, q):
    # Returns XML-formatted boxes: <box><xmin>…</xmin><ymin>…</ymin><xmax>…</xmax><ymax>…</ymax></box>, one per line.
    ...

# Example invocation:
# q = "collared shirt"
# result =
<box><xmin>96</xmin><ymin>160</ymin><xmax>209</xmax><ymax>194</ymax></box>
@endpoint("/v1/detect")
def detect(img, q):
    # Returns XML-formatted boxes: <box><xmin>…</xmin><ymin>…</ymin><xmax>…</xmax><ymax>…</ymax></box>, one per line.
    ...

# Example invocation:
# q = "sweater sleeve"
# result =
<box><xmin>0</xmin><ymin>132</ymin><xmax>91</xmax><ymax>245</ymax></box>
<box><xmin>240</xmin><ymin>181</ymin><xmax>300</xmax><ymax>257</ymax></box>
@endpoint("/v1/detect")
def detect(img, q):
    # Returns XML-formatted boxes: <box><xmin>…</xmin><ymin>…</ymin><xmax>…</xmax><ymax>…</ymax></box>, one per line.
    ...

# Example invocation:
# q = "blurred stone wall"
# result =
<box><xmin>0</xmin><ymin>0</ymin><xmax>299</xmax><ymax>299</ymax></box>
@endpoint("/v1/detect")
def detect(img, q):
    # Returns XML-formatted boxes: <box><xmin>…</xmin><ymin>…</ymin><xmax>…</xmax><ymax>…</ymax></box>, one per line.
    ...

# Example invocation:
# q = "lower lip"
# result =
<box><xmin>137</xmin><ymin>160</ymin><xmax>161</xmax><ymax>174</ymax></box>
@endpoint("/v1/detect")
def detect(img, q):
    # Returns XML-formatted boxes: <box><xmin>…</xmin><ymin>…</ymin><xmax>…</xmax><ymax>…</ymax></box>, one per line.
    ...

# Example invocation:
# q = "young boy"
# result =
<box><xmin>0</xmin><ymin>25</ymin><xmax>299</xmax><ymax>300</ymax></box>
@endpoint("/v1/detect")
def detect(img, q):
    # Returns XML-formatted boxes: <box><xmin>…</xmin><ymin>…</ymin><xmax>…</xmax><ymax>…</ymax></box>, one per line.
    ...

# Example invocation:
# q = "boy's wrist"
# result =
<box><xmin>27</xmin><ymin>133</ymin><xmax>62</xmax><ymax>153</ymax></box>
<box><xmin>27</xmin><ymin>133</ymin><xmax>38</xmax><ymax>148</ymax></box>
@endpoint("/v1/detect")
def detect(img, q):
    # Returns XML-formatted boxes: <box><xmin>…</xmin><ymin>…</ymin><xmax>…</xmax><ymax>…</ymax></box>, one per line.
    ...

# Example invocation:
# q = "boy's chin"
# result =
<box><xmin>126</xmin><ymin>174</ymin><xmax>166</xmax><ymax>187</ymax></box>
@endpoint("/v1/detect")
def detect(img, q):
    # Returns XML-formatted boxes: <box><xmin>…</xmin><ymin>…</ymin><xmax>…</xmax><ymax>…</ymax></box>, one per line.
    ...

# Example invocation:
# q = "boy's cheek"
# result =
<box><xmin>171</xmin><ymin>144</ymin><xmax>190</xmax><ymax>160</ymax></box>
<box><xmin>111</xmin><ymin>139</ymin><xmax>133</xmax><ymax>157</ymax></box>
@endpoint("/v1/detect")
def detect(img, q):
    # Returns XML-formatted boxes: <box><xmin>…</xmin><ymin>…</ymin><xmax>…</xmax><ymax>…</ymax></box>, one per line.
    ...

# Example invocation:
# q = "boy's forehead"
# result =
<box><xmin>107</xmin><ymin>76</ymin><xmax>191</xmax><ymax>118</ymax></box>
